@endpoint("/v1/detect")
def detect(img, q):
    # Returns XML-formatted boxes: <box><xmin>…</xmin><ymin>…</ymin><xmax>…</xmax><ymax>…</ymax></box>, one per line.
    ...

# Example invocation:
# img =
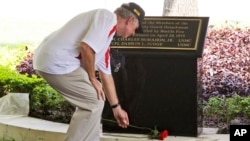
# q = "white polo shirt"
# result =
<box><xmin>33</xmin><ymin>9</ymin><xmax>116</xmax><ymax>75</ymax></box>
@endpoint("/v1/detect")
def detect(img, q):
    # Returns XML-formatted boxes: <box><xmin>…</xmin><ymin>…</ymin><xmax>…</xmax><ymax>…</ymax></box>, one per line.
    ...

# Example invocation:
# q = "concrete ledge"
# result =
<box><xmin>0</xmin><ymin>115</ymin><xmax>229</xmax><ymax>141</ymax></box>
<box><xmin>0</xmin><ymin>115</ymin><xmax>66</xmax><ymax>141</ymax></box>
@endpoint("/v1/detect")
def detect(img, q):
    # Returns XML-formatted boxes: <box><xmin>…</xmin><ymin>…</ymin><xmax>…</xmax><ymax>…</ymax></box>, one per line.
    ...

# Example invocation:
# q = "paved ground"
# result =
<box><xmin>0</xmin><ymin>115</ymin><xmax>229</xmax><ymax>141</ymax></box>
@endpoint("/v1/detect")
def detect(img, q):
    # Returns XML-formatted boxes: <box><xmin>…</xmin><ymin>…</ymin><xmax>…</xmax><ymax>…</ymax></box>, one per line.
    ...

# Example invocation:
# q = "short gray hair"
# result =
<box><xmin>114</xmin><ymin>6</ymin><xmax>139</xmax><ymax>23</ymax></box>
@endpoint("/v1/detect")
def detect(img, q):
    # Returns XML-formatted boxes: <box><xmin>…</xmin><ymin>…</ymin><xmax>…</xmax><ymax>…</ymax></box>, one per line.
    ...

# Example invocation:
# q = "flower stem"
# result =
<box><xmin>102</xmin><ymin>118</ymin><xmax>153</xmax><ymax>132</ymax></box>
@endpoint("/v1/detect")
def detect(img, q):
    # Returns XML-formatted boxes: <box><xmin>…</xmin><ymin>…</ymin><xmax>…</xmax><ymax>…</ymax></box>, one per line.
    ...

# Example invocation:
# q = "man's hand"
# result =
<box><xmin>98</xmin><ymin>71</ymin><xmax>129</xmax><ymax>127</ymax></box>
<box><xmin>90</xmin><ymin>78</ymin><xmax>106</xmax><ymax>101</ymax></box>
<box><xmin>112</xmin><ymin>106</ymin><xmax>129</xmax><ymax>128</ymax></box>
<box><xmin>79</xmin><ymin>42</ymin><xmax>106</xmax><ymax>101</ymax></box>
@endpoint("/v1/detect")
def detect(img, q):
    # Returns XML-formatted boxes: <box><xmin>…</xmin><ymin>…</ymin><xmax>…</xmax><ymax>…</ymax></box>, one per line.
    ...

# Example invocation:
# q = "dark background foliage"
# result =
<box><xmin>198</xmin><ymin>25</ymin><xmax>250</xmax><ymax>100</ymax></box>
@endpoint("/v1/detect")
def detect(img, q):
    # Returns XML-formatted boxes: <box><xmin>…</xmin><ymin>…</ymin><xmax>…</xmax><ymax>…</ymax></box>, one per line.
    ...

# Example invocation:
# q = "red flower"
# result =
<box><xmin>158</xmin><ymin>130</ymin><xmax>168</xmax><ymax>140</ymax></box>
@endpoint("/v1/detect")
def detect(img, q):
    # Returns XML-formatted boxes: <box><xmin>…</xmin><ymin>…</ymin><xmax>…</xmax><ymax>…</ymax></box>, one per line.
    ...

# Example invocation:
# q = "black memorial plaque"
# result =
<box><xmin>111</xmin><ymin>16</ymin><xmax>209</xmax><ymax>57</ymax></box>
<box><xmin>102</xmin><ymin>16</ymin><xmax>209</xmax><ymax>137</ymax></box>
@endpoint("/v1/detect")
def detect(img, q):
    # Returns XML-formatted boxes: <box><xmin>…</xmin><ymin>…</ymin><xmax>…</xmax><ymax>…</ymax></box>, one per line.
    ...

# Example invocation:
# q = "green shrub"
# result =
<box><xmin>30</xmin><ymin>84</ymin><xmax>74</xmax><ymax>123</ymax></box>
<box><xmin>31</xmin><ymin>85</ymin><xmax>64</xmax><ymax>110</ymax></box>
<box><xmin>0</xmin><ymin>65</ymin><xmax>44</xmax><ymax>96</ymax></box>
<box><xmin>204</xmin><ymin>94</ymin><xmax>249</xmax><ymax>124</ymax></box>
<box><xmin>240</xmin><ymin>97</ymin><xmax>250</xmax><ymax>118</ymax></box>
<box><xmin>0</xmin><ymin>65</ymin><xmax>74</xmax><ymax>123</ymax></box>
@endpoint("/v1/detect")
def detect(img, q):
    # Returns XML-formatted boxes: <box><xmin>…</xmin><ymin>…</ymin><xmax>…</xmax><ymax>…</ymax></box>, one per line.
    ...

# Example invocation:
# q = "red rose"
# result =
<box><xmin>158</xmin><ymin>130</ymin><xmax>168</xmax><ymax>140</ymax></box>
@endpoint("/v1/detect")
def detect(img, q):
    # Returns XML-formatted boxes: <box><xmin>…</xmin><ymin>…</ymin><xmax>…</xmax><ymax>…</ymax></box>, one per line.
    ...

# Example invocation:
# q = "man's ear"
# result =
<box><xmin>126</xmin><ymin>16</ymin><xmax>134</xmax><ymax>25</ymax></box>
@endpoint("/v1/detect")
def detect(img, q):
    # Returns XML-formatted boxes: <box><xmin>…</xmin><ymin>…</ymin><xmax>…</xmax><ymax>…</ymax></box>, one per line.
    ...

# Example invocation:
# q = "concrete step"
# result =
<box><xmin>0</xmin><ymin>115</ymin><xmax>229</xmax><ymax>141</ymax></box>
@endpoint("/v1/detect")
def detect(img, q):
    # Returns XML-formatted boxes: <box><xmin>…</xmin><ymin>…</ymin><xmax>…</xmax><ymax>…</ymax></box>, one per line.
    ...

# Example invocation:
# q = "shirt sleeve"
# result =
<box><xmin>81</xmin><ymin>9</ymin><xmax>116</xmax><ymax>54</ymax></box>
<box><xmin>96</xmin><ymin>47</ymin><xmax>111</xmax><ymax>74</ymax></box>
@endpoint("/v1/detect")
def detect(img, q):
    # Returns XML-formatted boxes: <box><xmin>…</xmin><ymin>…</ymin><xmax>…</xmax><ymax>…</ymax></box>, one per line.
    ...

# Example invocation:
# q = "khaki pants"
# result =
<box><xmin>36</xmin><ymin>68</ymin><xmax>104</xmax><ymax>141</ymax></box>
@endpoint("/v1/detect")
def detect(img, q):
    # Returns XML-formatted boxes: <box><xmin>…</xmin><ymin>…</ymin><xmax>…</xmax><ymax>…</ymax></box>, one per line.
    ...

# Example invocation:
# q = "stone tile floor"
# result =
<box><xmin>0</xmin><ymin>115</ymin><xmax>229</xmax><ymax>141</ymax></box>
